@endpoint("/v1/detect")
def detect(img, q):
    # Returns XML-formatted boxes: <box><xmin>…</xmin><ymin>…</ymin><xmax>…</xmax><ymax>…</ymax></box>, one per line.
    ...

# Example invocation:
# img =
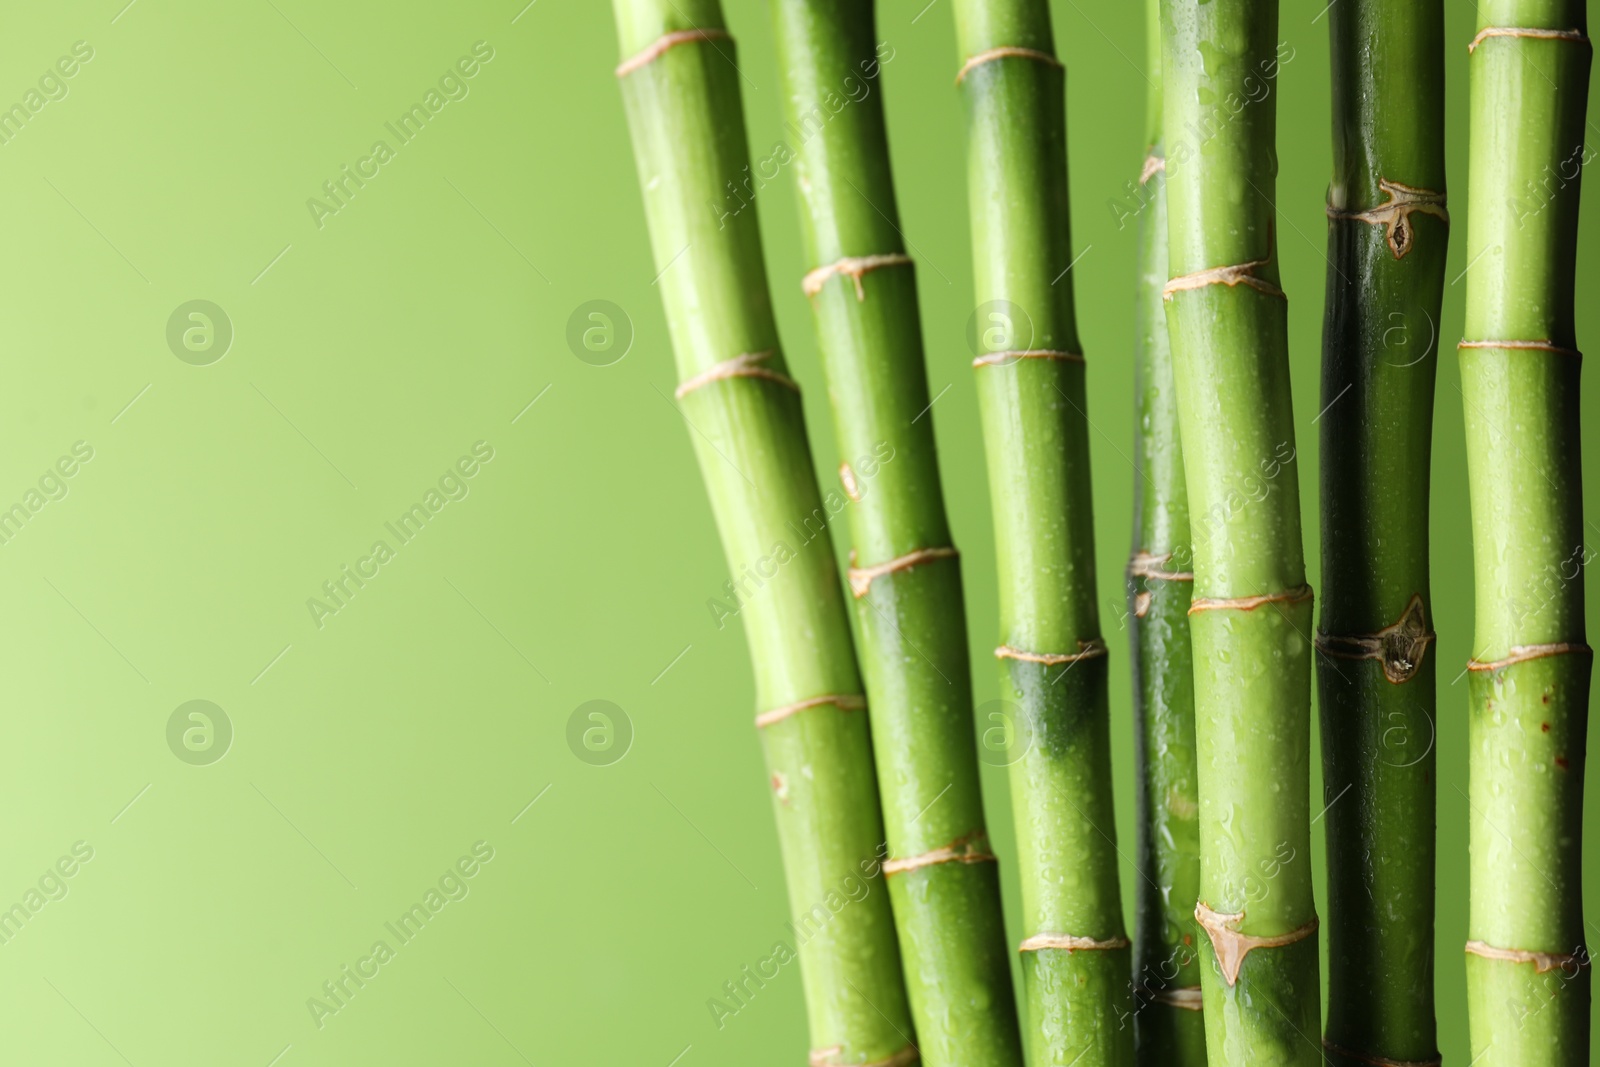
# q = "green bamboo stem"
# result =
<box><xmin>612</xmin><ymin>5</ymin><xmax>916</xmax><ymax>1063</ymax></box>
<box><xmin>767</xmin><ymin>3</ymin><xmax>1023</xmax><ymax>1065</ymax></box>
<box><xmin>1157</xmin><ymin>0</ymin><xmax>1322</xmax><ymax>1061</ymax></box>
<box><xmin>1316</xmin><ymin>0</ymin><xmax>1447</xmax><ymax>1063</ymax></box>
<box><xmin>949</xmin><ymin>3</ymin><xmax>1132</xmax><ymax>1065</ymax></box>
<box><xmin>1461</xmin><ymin>0</ymin><xmax>1592</xmax><ymax>1061</ymax></box>
<box><xmin>1127</xmin><ymin>0</ymin><xmax>1205</xmax><ymax>1059</ymax></box>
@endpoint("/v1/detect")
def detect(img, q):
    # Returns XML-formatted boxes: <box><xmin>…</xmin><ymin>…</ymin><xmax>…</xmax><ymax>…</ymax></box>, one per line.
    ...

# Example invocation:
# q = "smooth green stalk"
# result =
<box><xmin>950</xmin><ymin>3</ymin><xmax>1132</xmax><ymax>1066</ymax></box>
<box><xmin>767</xmin><ymin>3</ymin><xmax>1022</xmax><ymax>1065</ymax></box>
<box><xmin>1461</xmin><ymin>0</ymin><xmax>1592</xmax><ymax>1061</ymax></box>
<box><xmin>612</xmin><ymin>5</ymin><xmax>915</xmax><ymax>1063</ymax></box>
<box><xmin>1127</xmin><ymin>0</ymin><xmax>1205</xmax><ymax>1060</ymax></box>
<box><xmin>1316</xmin><ymin>0</ymin><xmax>1446</xmax><ymax>1064</ymax></box>
<box><xmin>1158</xmin><ymin>0</ymin><xmax>1321</xmax><ymax>1062</ymax></box>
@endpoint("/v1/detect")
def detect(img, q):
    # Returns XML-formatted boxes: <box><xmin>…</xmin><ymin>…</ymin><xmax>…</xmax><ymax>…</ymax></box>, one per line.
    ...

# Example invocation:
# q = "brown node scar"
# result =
<box><xmin>1162</xmin><ymin>256</ymin><xmax>1285</xmax><ymax>301</ymax></box>
<box><xmin>1134</xmin><ymin>591</ymin><xmax>1152</xmax><ymax>618</ymax></box>
<box><xmin>1140</xmin><ymin>154</ymin><xmax>1166</xmax><ymax>186</ymax></box>
<box><xmin>1468</xmin><ymin>642</ymin><xmax>1594</xmax><ymax>672</ymax></box>
<box><xmin>995</xmin><ymin>640</ymin><xmax>1108</xmax><ymax>665</ymax></box>
<box><xmin>1321</xmin><ymin>1038</ymin><xmax>1441</xmax><ymax>1067</ymax></box>
<box><xmin>1468</xmin><ymin>26</ymin><xmax>1590</xmax><ymax>53</ymax></box>
<box><xmin>1141</xmin><ymin>984</ymin><xmax>1204</xmax><ymax>1011</ymax></box>
<box><xmin>971</xmin><ymin>349</ymin><xmax>1084</xmax><ymax>368</ymax></box>
<box><xmin>1327</xmin><ymin>179</ymin><xmax>1448</xmax><ymax>260</ymax></box>
<box><xmin>1018</xmin><ymin>932</ymin><xmax>1130</xmax><ymax>953</ymax></box>
<box><xmin>1465</xmin><ymin>939</ymin><xmax>1592</xmax><ymax>973</ymax></box>
<box><xmin>848</xmin><ymin>546</ymin><xmax>959</xmax><ymax>598</ymax></box>
<box><xmin>675</xmin><ymin>351</ymin><xmax>799</xmax><ymax>399</ymax></box>
<box><xmin>1127</xmin><ymin>550</ymin><xmax>1195</xmax><ymax>582</ymax></box>
<box><xmin>883</xmin><ymin>831</ymin><xmax>995</xmax><ymax>876</ymax></box>
<box><xmin>810</xmin><ymin>1044</ymin><xmax>920</xmax><ymax>1067</ymax></box>
<box><xmin>803</xmin><ymin>254</ymin><xmax>914</xmax><ymax>301</ymax></box>
<box><xmin>1458</xmin><ymin>339</ymin><xmax>1583</xmax><ymax>358</ymax></box>
<box><xmin>1190</xmin><ymin>583</ymin><xmax>1313</xmax><ymax>615</ymax></box>
<box><xmin>755</xmin><ymin>693</ymin><xmax>867</xmax><ymax>729</ymax></box>
<box><xmin>615</xmin><ymin>28</ymin><xmax>733</xmax><ymax>78</ymax></box>
<box><xmin>955</xmin><ymin>45</ymin><xmax>1062</xmax><ymax>84</ymax></box>
<box><xmin>839</xmin><ymin>463</ymin><xmax>863</xmax><ymax>502</ymax></box>
<box><xmin>1195</xmin><ymin>902</ymin><xmax>1319</xmax><ymax>986</ymax></box>
<box><xmin>1315</xmin><ymin>593</ymin><xmax>1435</xmax><ymax>684</ymax></box>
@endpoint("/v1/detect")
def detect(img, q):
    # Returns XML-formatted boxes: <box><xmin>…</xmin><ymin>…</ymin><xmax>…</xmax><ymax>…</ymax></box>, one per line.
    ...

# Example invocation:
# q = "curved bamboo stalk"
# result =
<box><xmin>612</xmin><ymin>4</ymin><xmax>915</xmax><ymax>1063</ymax></box>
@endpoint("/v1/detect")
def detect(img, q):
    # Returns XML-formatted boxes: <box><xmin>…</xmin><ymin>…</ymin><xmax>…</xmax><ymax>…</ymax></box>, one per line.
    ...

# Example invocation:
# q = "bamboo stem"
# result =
<box><xmin>767</xmin><ymin>3</ymin><xmax>1023</xmax><ymax>1064</ymax></box>
<box><xmin>949</xmin><ymin>2</ymin><xmax>1132</xmax><ymax>1065</ymax></box>
<box><xmin>1461</xmin><ymin>0</ymin><xmax>1593</xmax><ymax>1059</ymax></box>
<box><xmin>1317</xmin><ymin>0</ymin><xmax>1447</xmax><ymax>1063</ymax></box>
<box><xmin>611</xmin><ymin>4</ymin><xmax>915</xmax><ymax>1063</ymax></box>
<box><xmin>1127</xmin><ymin>0</ymin><xmax>1205</xmax><ymax>1061</ymax></box>
<box><xmin>1156</xmin><ymin>0</ymin><xmax>1323</xmax><ymax>1060</ymax></box>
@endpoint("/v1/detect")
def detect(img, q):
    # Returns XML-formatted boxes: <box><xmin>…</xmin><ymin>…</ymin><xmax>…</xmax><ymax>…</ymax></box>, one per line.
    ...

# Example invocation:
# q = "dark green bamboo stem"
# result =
<box><xmin>1317</xmin><ymin>0</ymin><xmax>1447</xmax><ymax>1064</ymax></box>
<box><xmin>1127</xmin><ymin>0</ymin><xmax>1205</xmax><ymax>1060</ymax></box>
<box><xmin>1158</xmin><ymin>0</ymin><xmax>1322</xmax><ymax>1061</ymax></box>
<box><xmin>949</xmin><ymin>3</ymin><xmax>1132</xmax><ymax>1065</ymax></box>
<box><xmin>612</xmin><ymin>4</ymin><xmax>915</xmax><ymax>1063</ymax></box>
<box><xmin>767</xmin><ymin>3</ymin><xmax>1022</xmax><ymax>1065</ymax></box>
<box><xmin>1461</xmin><ymin>0</ymin><xmax>1592</xmax><ymax>1061</ymax></box>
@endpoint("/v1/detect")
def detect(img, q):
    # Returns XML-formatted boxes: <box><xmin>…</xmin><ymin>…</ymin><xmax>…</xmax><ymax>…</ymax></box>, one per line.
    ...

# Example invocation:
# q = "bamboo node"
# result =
<box><xmin>955</xmin><ymin>46</ymin><xmax>1062</xmax><ymax>85</ymax></box>
<box><xmin>1465</xmin><ymin>939</ymin><xmax>1592</xmax><ymax>974</ymax></box>
<box><xmin>847</xmin><ymin>546</ymin><xmax>959</xmax><ymax>598</ymax></box>
<box><xmin>1018</xmin><ymin>932</ymin><xmax>1130</xmax><ymax>953</ymax></box>
<box><xmin>883</xmin><ymin>831</ymin><xmax>995</xmax><ymax>876</ymax></box>
<box><xmin>1468</xmin><ymin>642</ymin><xmax>1594</xmax><ymax>672</ymax></box>
<box><xmin>1326</xmin><ymin>179</ymin><xmax>1448</xmax><ymax>260</ymax></box>
<box><xmin>1467</xmin><ymin>26</ymin><xmax>1590</xmax><ymax>53</ymax></box>
<box><xmin>971</xmin><ymin>349</ymin><xmax>1084</xmax><ymax>368</ymax></box>
<box><xmin>1162</xmin><ymin>257</ymin><xmax>1285</xmax><ymax>301</ymax></box>
<box><xmin>810</xmin><ymin>1043</ymin><xmax>920</xmax><ymax>1067</ymax></box>
<box><xmin>755</xmin><ymin>693</ymin><xmax>867</xmax><ymax>729</ymax></box>
<box><xmin>1139</xmin><ymin>154</ymin><xmax>1166</xmax><ymax>186</ymax></box>
<box><xmin>1194</xmin><ymin>902</ymin><xmax>1319</xmax><ymax>986</ymax></box>
<box><xmin>1321</xmin><ymin>1038</ymin><xmax>1441</xmax><ymax>1067</ymax></box>
<box><xmin>1189</xmin><ymin>583</ymin><xmax>1313</xmax><ymax>614</ymax></box>
<box><xmin>839</xmin><ymin>462</ymin><xmax>863</xmax><ymax>502</ymax></box>
<box><xmin>1458</xmin><ymin>339</ymin><xmax>1583</xmax><ymax>358</ymax></box>
<box><xmin>1137</xmin><ymin>984</ymin><xmax>1204</xmax><ymax>1011</ymax></box>
<box><xmin>995</xmin><ymin>640</ymin><xmax>1107</xmax><ymax>665</ymax></box>
<box><xmin>674</xmin><ymin>351</ymin><xmax>799</xmax><ymax>399</ymax></box>
<box><xmin>803</xmin><ymin>253</ymin><xmax>914</xmax><ymax>301</ymax></box>
<box><xmin>615</xmin><ymin>28</ymin><xmax>733</xmax><ymax>78</ymax></box>
<box><xmin>1315</xmin><ymin>594</ymin><xmax>1435</xmax><ymax>683</ymax></box>
<box><xmin>1127</xmin><ymin>550</ymin><xmax>1195</xmax><ymax>582</ymax></box>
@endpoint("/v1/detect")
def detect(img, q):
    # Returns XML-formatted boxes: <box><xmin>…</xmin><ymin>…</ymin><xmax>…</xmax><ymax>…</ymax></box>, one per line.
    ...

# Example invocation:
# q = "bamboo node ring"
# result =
<box><xmin>1467</xmin><ymin>26</ymin><xmax>1590</xmax><ymax>53</ymax></box>
<box><xmin>971</xmin><ymin>349</ymin><xmax>1084</xmax><ymax>368</ymax></box>
<box><xmin>675</xmin><ymin>351</ymin><xmax>799</xmax><ymax>399</ymax></box>
<box><xmin>1127</xmin><ymin>550</ymin><xmax>1195</xmax><ymax>582</ymax></box>
<box><xmin>1189</xmin><ymin>584</ymin><xmax>1313</xmax><ymax>615</ymax></box>
<box><xmin>1465</xmin><ymin>939</ymin><xmax>1592</xmax><ymax>974</ymax></box>
<box><xmin>883</xmin><ymin>831</ymin><xmax>995</xmax><ymax>876</ymax></box>
<box><xmin>955</xmin><ymin>46</ymin><xmax>1062</xmax><ymax>84</ymax></box>
<box><xmin>995</xmin><ymin>640</ymin><xmax>1107</xmax><ymax>665</ymax></box>
<box><xmin>1326</xmin><ymin>179</ymin><xmax>1448</xmax><ymax>259</ymax></box>
<box><xmin>1468</xmin><ymin>642</ymin><xmax>1594</xmax><ymax>672</ymax></box>
<box><xmin>615</xmin><ymin>28</ymin><xmax>733</xmax><ymax>78</ymax></box>
<box><xmin>1195</xmin><ymin>901</ymin><xmax>1319</xmax><ymax>986</ymax></box>
<box><xmin>755</xmin><ymin>693</ymin><xmax>867</xmax><ymax>729</ymax></box>
<box><xmin>1018</xmin><ymin>932</ymin><xmax>1130</xmax><ymax>953</ymax></box>
<box><xmin>1137</xmin><ymin>984</ymin><xmax>1204</xmax><ymax>1011</ymax></box>
<box><xmin>1315</xmin><ymin>594</ymin><xmax>1435</xmax><ymax>683</ymax></box>
<box><xmin>803</xmin><ymin>254</ymin><xmax>914</xmax><ymax>301</ymax></box>
<box><xmin>1457</xmin><ymin>339</ymin><xmax>1582</xmax><ymax>358</ymax></box>
<box><xmin>1139</xmin><ymin>154</ymin><xmax>1167</xmax><ymax>185</ymax></box>
<box><xmin>1162</xmin><ymin>257</ymin><xmax>1285</xmax><ymax>301</ymax></box>
<box><xmin>848</xmin><ymin>546</ymin><xmax>959</xmax><ymax>598</ymax></box>
<box><xmin>1320</xmin><ymin>1038</ymin><xmax>1441</xmax><ymax>1067</ymax></box>
<box><xmin>810</xmin><ymin>1043</ymin><xmax>920</xmax><ymax>1067</ymax></box>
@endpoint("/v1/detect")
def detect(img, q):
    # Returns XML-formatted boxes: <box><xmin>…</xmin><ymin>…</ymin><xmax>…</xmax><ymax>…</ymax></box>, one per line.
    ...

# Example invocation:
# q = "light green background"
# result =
<box><xmin>0</xmin><ymin>0</ymin><xmax>1594</xmax><ymax>1064</ymax></box>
